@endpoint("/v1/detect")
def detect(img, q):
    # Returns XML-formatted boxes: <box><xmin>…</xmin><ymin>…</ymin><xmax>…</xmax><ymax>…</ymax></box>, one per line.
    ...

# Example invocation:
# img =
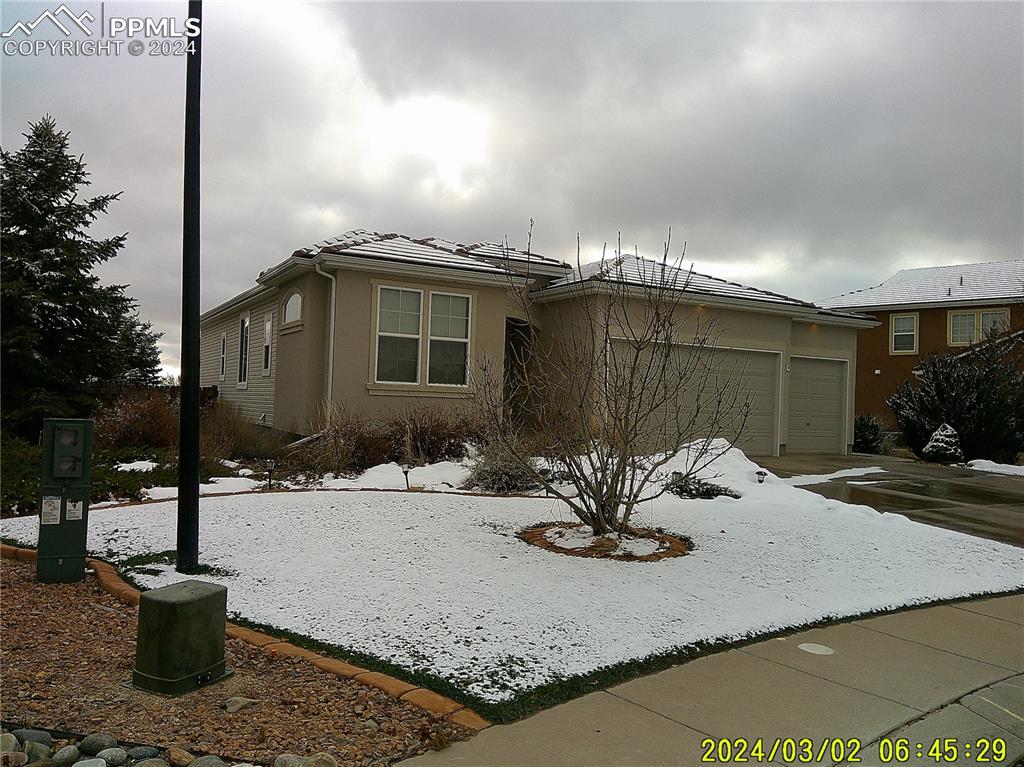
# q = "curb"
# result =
<box><xmin>1</xmin><ymin>544</ymin><xmax>490</xmax><ymax>731</ymax></box>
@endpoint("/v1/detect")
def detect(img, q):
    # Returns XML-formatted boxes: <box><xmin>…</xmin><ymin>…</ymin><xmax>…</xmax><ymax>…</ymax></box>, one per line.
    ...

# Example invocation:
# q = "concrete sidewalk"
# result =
<box><xmin>408</xmin><ymin>595</ymin><xmax>1024</xmax><ymax>766</ymax></box>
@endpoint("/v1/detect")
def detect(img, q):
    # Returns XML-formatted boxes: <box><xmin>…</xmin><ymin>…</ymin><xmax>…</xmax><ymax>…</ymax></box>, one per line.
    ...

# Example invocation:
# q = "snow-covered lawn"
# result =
<box><xmin>3</xmin><ymin>447</ymin><xmax>1022</xmax><ymax>705</ymax></box>
<box><xmin>967</xmin><ymin>459</ymin><xmax>1024</xmax><ymax>477</ymax></box>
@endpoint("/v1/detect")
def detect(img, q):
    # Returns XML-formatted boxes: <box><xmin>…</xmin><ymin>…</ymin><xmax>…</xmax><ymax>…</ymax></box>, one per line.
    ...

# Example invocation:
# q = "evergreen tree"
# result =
<box><xmin>922</xmin><ymin>423</ymin><xmax>964</xmax><ymax>464</ymax></box>
<box><xmin>1</xmin><ymin>116</ymin><xmax>161</xmax><ymax>438</ymax></box>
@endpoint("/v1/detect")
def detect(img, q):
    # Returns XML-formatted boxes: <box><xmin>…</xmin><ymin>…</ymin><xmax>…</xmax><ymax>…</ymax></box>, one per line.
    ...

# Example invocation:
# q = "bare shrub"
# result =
<box><xmin>94</xmin><ymin>389</ymin><xmax>178</xmax><ymax>450</ymax></box>
<box><xmin>200</xmin><ymin>401</ymin><xmax>287</xmax><ymax>462</ymax></box>
<box><xmin>471</xmin><ymin>228</ymin><xmax>751</xmax><ymax>535</ymax></box>
<box><xmin>463</xmin><ymin>442</ymin><xmax>541</xmax><ymax>494</ymax></box>
<box><xmin>384</xmin><ymin>405</ymin><xmax>481</xmax><ymax>465</ymax></box>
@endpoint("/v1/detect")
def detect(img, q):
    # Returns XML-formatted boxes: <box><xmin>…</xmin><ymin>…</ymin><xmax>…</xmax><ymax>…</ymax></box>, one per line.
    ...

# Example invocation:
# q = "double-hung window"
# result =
<box><xmin>949</xmin><ymin>311</ymin><xmax>976</xmax><ymax>345</ymax></box>
<box><xmin>890</xmin><ymin>313</ymin><xmax>917</xmax><ymax>354</ymax></box>
<box><xmin>237</xmin><ymin>313</ymin><xmax>250</xmax><ymax>385</ymax></box>
<box><xmin>428</xmin><ymin>293</ymin><xmax>471</xmax><ymax>385</ymax></box>
<box><xmin>376</xmin><ymin>287</ymin><xmax>421</xmax><ymax>383</ymax></box>
<box><xmin>219</xmin><ymin>333</ymin><xmax>226</xmax><ymax>381</ymax></box>
<box><xmin>262</xmin><ymin>315</ymin><xmax>272</xmax><ymax>374</ymax></box>
<box><xmin>950</xmin><ymin>307</ymin><xmax>1010</xmax><ymax>346</ymax></box>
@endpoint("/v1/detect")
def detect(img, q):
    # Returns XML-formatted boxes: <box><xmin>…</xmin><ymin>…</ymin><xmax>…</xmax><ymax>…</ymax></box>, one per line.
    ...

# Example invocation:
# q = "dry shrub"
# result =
<box><xmin>94</xmin><ymin>389</ymin><xmax>178</xmax><ymax>450</ymax></box>
<box><xmin>201</xmin><ymin>401</ymin><xmax>286</xmax><ymax>461</ymax></box>
<box><xmin>290</xmin><ymin>402</ymin><xmax>481</xmax><ymax>476</ymax></box>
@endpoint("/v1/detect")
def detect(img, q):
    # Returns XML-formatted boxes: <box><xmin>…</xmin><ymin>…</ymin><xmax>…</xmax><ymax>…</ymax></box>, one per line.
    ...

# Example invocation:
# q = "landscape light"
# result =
<box><xmin>402</xmin><ymin>463</ymin><xmax>411</xmax><ymax>490</ymax></box>
<box><xmin>265</xmin><ymin>458</ymin><xmax>277</xmax><ymax>491</ymax></box>
<box><xmin>756</xmin><ymin>470</ymin><xmax>768</xmax><ymax>484</ymax></box>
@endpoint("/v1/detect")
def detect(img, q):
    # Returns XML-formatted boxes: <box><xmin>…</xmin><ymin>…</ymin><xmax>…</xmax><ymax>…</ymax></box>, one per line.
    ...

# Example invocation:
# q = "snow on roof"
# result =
<box><xmin>820</xmin><ymin>259</ymin><xmax>1024</xmax><ymax>309</ymax></box>
<box><xmin>290</xmin><ymin>229</ymin><xmax>570</xmax><ymax>276</ymax></box>
<box><xmin>541</xmin><ymin>253</ymin><xmax>819</xmax><ymax>309</ymax></box>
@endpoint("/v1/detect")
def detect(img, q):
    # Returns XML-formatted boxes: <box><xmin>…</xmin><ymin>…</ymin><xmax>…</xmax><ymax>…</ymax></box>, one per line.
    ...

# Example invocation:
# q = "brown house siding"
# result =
<box><xmin>855</xmin><ymin>303</ymin><xmax>1023</xmax><ymax>424</ymax></box>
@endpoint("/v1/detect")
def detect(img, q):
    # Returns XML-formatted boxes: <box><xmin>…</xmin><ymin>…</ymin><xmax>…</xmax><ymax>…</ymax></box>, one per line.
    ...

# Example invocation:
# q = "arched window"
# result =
<box><xmin>283</xmin><ymin>292</ymin><xmax>302</xmax><ymax>324</ymax></box>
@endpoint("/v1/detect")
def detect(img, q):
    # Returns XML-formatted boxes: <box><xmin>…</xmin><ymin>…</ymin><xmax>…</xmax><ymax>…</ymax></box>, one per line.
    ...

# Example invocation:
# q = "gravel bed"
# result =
<box><xmin>0</xmin><ymin>560</ymin><xmax>467</xmax><ymax>765</ymax></box>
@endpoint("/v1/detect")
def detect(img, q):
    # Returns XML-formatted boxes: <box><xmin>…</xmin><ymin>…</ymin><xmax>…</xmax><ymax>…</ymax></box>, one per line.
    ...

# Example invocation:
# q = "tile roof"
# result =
<box><xmin>540</xmin><ymin>254</ymin><xmax>820</xmax><ymax>309</ymax></box>
<box><xmin>820</xmin><ymin>259</ymin><xmax>1024</xmax><ymax>309</ymax></box>
<box><xmin>290</xmin><ymin>229</ymin><xmax>569</xmax><ymax>276</ymax></box>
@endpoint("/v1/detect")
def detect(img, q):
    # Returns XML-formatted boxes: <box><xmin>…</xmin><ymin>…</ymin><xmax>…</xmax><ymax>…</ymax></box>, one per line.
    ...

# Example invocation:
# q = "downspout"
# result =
<box><xmin>315</xmin><ymin>262</ymin><xmax>337</xmax><ymax>413</ymax></box>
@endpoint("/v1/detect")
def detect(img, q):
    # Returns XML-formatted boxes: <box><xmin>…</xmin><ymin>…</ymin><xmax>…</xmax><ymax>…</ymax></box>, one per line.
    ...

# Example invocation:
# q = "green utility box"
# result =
<box><xmin>37</xmin><ymin>418</ymin><xmax>93</xmax><ymax>583</ymax></box>
<box><xmin>132</xmin><ymin>580</ymin><xmax>233</xmax><ymax>695</ymax></box>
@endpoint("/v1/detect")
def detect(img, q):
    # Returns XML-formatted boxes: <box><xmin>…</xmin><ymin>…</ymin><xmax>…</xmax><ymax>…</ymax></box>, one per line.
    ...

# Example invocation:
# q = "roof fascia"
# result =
<box><xmin>825</xmin><ymin>296</ymin><xmax>1023</xmax><ymax>312</ymax></box>
<box><xmin>200</xmin><ymin>284</ymin><xmax>276</xmax><ymax>323</ymax></box>
<box><xmin>318</xmin><ymin>253</ymin><xmax>530</xmax><ymax>288</ymax></box>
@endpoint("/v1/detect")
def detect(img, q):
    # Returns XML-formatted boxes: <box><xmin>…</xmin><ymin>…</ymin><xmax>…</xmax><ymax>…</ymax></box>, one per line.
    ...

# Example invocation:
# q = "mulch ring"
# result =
<box><xmin>520</xmin><ymin>523</ymin><xmax>689</xmax><ymax>562</ymax></box>
<box><xmin>0</xmin><ymin>558</ymin><xmax>468</xmax><ymax>766</ymax></box>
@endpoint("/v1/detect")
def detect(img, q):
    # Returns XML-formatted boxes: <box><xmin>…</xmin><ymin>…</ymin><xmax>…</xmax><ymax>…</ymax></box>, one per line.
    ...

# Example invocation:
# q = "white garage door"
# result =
<box><xmin>787</xmin><ymin>357</ymin><xmax>846</xmax><ymax>454</ymax></box>
<box><xmin>623</xmin><ymin>345</ymin><xmax>778</xmax><ymax>456</ymax></box>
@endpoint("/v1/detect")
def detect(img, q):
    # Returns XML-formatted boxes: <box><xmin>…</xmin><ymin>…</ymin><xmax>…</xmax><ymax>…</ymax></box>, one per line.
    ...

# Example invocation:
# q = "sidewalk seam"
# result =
<box><xmin>602</xmin><ymin>690</ymin><xmax>718</xmax><ymax>739</ymax></box>
<box><xmin>852</xmin><ymin>618</ymin><xmax>1022</xmax><ymax>673</ymax></box>
<box><xmin>949</xmin><ymin>602</ymin><xmax>1024</xmax><ymax>628</ymax></box>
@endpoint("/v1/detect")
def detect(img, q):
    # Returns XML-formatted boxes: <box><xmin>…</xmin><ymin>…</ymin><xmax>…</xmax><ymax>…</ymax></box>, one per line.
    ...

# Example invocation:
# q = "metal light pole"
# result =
<box><xmin>177</xmin><ymin>0</ymin><xmax>203</xmax><ymax>573</ymax></box>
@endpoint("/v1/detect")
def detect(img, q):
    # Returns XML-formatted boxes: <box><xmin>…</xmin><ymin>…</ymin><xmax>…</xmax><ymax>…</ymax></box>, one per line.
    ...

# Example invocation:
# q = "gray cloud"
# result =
<box><xmin>2</xmin><ymin>1</ymin><xmax>1020</xmax><ymax>373</ymax></box>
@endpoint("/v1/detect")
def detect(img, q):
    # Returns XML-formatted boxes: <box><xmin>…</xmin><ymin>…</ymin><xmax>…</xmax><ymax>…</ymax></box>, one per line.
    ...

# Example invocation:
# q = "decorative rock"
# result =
<box><xmin>71</xmin><ymin>760</ymin><xmax>106</xmax><ymax>767</ymax></box>
<box><xmin>272</xmin><ymin>756</ymin><xmax>305</xmax><ymax>767</ymax></box>
<box><xmin>224</xmin><ymin>696</ymin><xmax>259</xmax><ymax>714</ymax></box>
<box><xmin>23</xmin><ymin>743</ymin><xmax>50</xmax><ymax>764</ymax></box>
<box><xmin>133</xmin><ymin>760</ymin><xmax>169</xmax><ymax>767</ymax></box>
<box><xmin>1</xmin><ymin>736</ymin><xmax>20</xmax><ymax>754</ymax></box>
<box><xmin>2</xmin><ymin>753</ymin><xmax>29</xmax><ymax>767</ymax></box>
<box><xmin>12</xmin><ymin>734</ymin><xmax>51</xmax><ymax>751</ymax></box>
<box><xmin>52</xmin><ymin>747</ymin><xmax>79</xmax><ymax>767</ymax></box>
<box><xmin>94</xmin><ymin>749</ymin><xmax>126</xmax><ymax>767</ymax></box>
<box><xmin>303</xmin><ymin>755</ymin><xmax>337</xmax><ymax>767</ymax></box>
<box><xmin>77</xmin><ymin>738</ymin><xmax>116</xmax><ymax>758</ymax></box>
<box><xmin>185</xmin><ymin>757</ymin><xmax>224</xmax><ymax>767</ymax></box>
<box><xmin>162</xmin><ymin>749</ymin><xmax>193</xmax><ymax>767</ymax></box>
<box><xmin>27</xmin><ymin>760</ymin><xmax>56</xmax><ymax>767</ymax></box>
<box><xmin>126</xmin><ymin>749</ymin><xmax>159</xmax><ymax>763</ymax></box>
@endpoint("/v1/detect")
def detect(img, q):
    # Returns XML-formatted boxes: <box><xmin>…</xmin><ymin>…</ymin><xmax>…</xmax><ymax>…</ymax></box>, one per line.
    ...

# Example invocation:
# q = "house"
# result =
<box><xmin>199</xmin><ymin>230</ymin><xmax>874</xmax><ymax>455</ymax></box>
<box><xmin>819</xmin><ymin>259</ymin><xmax>1024</xmax><ymax>423</ymax></box>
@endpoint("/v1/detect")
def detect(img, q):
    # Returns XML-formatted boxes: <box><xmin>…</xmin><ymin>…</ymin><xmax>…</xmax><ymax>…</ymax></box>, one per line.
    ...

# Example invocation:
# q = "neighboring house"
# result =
<box><xmin>820</xmin><ymin>259</ymin><xmax>1024</xmax><ymax>423</ymax></box>
<box><xmin>200</xmin><ymin>229</ymin><xmax>873</xmax><ymax>455</ymax></box>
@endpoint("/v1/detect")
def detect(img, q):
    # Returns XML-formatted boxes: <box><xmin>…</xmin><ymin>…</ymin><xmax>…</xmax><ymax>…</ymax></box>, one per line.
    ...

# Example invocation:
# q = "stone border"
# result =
<box><xmin>0</xmin><ymin>543</ymin><xmax>490</xmax><ymax>732</ymax></box>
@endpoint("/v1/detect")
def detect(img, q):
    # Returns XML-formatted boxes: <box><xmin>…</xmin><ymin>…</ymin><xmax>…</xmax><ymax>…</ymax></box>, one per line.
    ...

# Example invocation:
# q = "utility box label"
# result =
<box><xmin>41</xmin><ymin>496</ymin><xmax>61</xmax><ymax>525</ymax></box>
<box><xmin>66</xmin><ymin>500</ymin><xmax>84</xmax><ymax>521</ymax></box>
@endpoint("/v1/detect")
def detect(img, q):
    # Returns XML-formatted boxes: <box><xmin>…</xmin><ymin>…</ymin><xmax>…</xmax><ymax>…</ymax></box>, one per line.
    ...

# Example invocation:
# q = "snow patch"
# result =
<box><xmin>967</xmin><ymin>460</ymin><xmax>1024</xmax><ymax>477</ymax></box>
<box><xmin>784</xmin><ymin>467</ymin><xmax>886</xmax><ymax>486</ymax></box>
<box><xmin>114</xmin><ymin>460</ymin><xmax>158</xmax><ymax>472</ymax></box>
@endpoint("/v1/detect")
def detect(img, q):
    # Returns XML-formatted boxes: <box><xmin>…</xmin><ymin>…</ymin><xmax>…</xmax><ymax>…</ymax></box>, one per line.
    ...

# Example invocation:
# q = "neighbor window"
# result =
<box><xmin>428</xmin><ymin>292</ymin><xmax>470</xmax><ymax>385</ymax></box>
<box><xmin>949</xmin><ymin>307</ymin><xmax>1010</xmax><ymax>346</ymax></box>
<box><xmin>219</xmin><ymin>333</ymin><xmax>226</xmax><ymax>381</ymax></box>
<box><xmin>283</xmin><ymin>292</ymin><xmax>302</xmax><ymax>324</ymax></box>
<box><xmin>237</xmin><ymin>313</ymin><xmax>250</xmax><ymax>385</ymax></box>
<box><xmin>890</xmin><ymin>313</ymin><xmax>918</xmax><ymax>354</ymax></box>
<box><xmin>262</xmin><ymin>315</ymin><xmax>272</xmax><ymax>374</ymax></box>
<box><xmin>376</xmin><ymin>287</ymin><xmax>421</xmax><ymax>383</ymax></box>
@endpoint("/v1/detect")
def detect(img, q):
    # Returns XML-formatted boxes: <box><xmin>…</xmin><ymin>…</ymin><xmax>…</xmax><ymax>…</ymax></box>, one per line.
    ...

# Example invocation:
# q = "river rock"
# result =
<box><xmin>12</xmin><ymin>735</ymin><xmax>50</xmax><ymax>751</ymax></box>
<box><xmin>23</xmin><ymin>743</ymin><xmax>50</xmax><ymax>764</ymax></box>
<box><xmin>77</xmin><ymin>737</ymin><xmax>116</xmax><ymax>758</ymax></box>
<box><xmin>133</xmin><ymin>760</ymin><xmax>169</xmax><ymax>767</ymax></box>
<box><xmin>272</xmin><ymin>756</ymin><xmax>304</xmax><ymax>767</ymax></box>
<box><xmin>52</xmin><ymin>747</ymin><xmax>78</xmax><ymax>767</ymax></box>
<box><xmin>71</xmin><ymin>760</ymin><xmax>106</xmax><ymax>767</ymax></box>
<box><xmin>2</xmin><ymin>754</ymin><xmax>29</xmax><ymax>767</ymax></box>
<box><xmin>1</xmin><ymin>737</ymin><xmax>20</xmax><ymax>754</ymax></box>
<box><xmin>224</xmin><ymin>696</ymin><xmax>258</xmax><ymax>714</ymax></box>
<box><xmin>186</xmin><ymin>757</ymin><xmax>223</xmax><ymax>767</ymax></box>
<box><xmin>126</xmin><ymin>749</ymin><xmax>160</xmax><ymax>762</ymax></box>
<box><xmin>94</xmin><ymin>749</ymin><xmax>126</xmax><ymax>767</ymax></box>
<box><xmin>163</xmin><ymin>749</ymin><xmax>193</xmax><ymax>767</ymax></box>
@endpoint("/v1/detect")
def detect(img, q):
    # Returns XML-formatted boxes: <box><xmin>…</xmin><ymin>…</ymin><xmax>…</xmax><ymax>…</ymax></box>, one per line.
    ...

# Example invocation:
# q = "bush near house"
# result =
<box><xmin>853</xmin><ymin>413</ymin><xmax>886</xmax><ymax>455</ymax></box>
<box><xmin>463</xmin><ymin>442</ymin><xmax>542</xmax><ymax>494</ymax></box>
<box><xmin>887</xmin><ymin>330</ymin><xmax>1024</xmax><ymax>464</ymax></box>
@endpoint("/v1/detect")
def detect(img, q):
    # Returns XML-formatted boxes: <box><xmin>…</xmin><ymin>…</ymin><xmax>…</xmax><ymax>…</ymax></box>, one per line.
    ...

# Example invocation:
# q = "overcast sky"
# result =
<box><xmin>3</xmin><ymin>1</ymin><xmax>1021</xmax><ymax>374</ymax></box>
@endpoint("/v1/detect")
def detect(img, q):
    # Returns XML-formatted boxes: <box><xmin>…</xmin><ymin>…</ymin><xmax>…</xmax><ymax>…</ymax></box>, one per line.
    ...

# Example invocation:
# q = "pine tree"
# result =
<box><xmin>1</xmin><ymin>116</ymin><xmax>161</xmax><ymax>438</ymax></box>
<box><xmin>922</xmin><ymin>423</ymin><xmax>964</xmax><ymax>464</ymax></box>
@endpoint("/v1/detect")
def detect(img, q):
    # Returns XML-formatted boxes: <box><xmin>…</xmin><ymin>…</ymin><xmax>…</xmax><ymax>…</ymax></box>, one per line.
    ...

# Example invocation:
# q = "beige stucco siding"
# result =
<box><xmin>273</xmin><ymin>272</ymin><xmax>329</xmax><ymax>435</ymax></box>
<box><xmin>200</xmin><ymin>290</ymin><xmax>279</xmax><ymax>427</ymax></box>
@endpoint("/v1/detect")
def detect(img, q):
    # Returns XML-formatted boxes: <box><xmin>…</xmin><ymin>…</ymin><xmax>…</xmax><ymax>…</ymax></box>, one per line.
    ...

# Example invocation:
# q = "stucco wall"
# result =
<box><xmin>272</xmin><ymin>272</ymin><xmax>329</xmax><ymax>434</ymax></box>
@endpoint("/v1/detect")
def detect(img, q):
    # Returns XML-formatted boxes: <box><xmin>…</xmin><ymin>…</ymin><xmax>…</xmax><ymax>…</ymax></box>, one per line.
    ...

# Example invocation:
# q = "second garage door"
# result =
<box><xmin>787</xmin><ymin>357</ymin><xmax>846</xmax><ymax>454</ymax></box>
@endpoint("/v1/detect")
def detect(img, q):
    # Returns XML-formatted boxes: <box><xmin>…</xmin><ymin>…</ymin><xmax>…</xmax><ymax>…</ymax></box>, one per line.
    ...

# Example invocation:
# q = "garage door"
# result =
<box><xmin>787</xmin><ymin>357</ymin><xmax>846</xmax><ymax>454</ymax></box>
<box><xmin>623</xmin><ymin>345</ymin><xmax>778</xmax><ymax>456</ymax></box>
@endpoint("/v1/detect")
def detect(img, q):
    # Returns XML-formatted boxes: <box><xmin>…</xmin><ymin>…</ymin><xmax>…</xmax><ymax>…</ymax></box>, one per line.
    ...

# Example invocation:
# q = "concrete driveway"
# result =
<box><xmin>758</xmin><ymin>454</ymin><xmax>1024</xmax><ymax>547</ymax></box>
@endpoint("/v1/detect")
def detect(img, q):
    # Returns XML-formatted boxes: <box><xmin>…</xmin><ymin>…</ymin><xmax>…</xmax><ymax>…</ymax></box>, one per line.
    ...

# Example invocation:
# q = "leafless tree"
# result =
<box><xmin>472</xmin><ymin>229</ymin><xmax>752</xmax><ymax>536</ymax></box>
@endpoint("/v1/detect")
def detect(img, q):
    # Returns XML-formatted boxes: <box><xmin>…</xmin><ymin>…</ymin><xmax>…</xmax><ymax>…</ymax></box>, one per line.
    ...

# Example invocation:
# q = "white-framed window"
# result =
<box><xmin>262</xmin><ymin>314</ymin><xmax>272</xmax><ymax>375</ymax></box>
<box><xmin>428</xmin><ymin>292</ymin><xmax>471</xmax><ymax>385</ymax></box>
<box><xmin>890</xmin><ymin>313</ymin><xmax>918</xmax><ymax>354</ymax></box>
<box><xmin>981</xmin><ymin>309</ymin><xmax>1010</xmax><ymax>336</ymax></box>
<box><xmin>218</xmin><ymin>332</ymin><xmax>226</xmax><ymax>381</ymax></box>
<box><xmin>947</xmin><ymin>307</ymin><xmax>1009</xmax><ymax>346</ymax></box>
<box><xmin>283</xmin><ymin>292</ymin><xmax>302</xmax><ymax>324</ymax></box>
<box><xmin>375</xmin><ymin>286</ymin><xmax>422</xmax><ymax>383</ymax></box>
<box><xmin>237</xmin><ymin>312</ymin><xmax>250</xmax><ymax>386</ymax></box>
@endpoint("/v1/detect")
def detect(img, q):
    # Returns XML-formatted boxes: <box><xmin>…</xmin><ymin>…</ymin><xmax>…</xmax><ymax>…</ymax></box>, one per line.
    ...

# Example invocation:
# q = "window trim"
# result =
<box><xmin>218</xmin><ymin>332</ymin><xmax>226</xmax><ymax>382</ymax></box>
<box><xmin>426</xmin><ymin>290</ymin><xmax>473</xmax><ymax>387</ymax></box>
<box><xmin>261</xmin><ymin>313</ymin><xmax>273</xmax><ymax>376</ymax></box>
<box><xmin>374</xmin><ymin>285</ymin><xmax>423</xmax><ymax>385</ymax></box>
<box><xmin>889</xmin><ymin>312</ymin><xmax>918</xmax><ymax>355</ymax></box>
<box><xmin>237</xmin><ymin>311</ymin><xmax>250</xmax><ymax>389</ymax></box>
<box><xmin>947</xmin><ymin>307</ymin><xmax>1009</xmax><ymax>347</ymax></box>
<box><xmin>282</xmin><ymin>290</ymin><xmax>303</xmax><ymax>327</ymax></box>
